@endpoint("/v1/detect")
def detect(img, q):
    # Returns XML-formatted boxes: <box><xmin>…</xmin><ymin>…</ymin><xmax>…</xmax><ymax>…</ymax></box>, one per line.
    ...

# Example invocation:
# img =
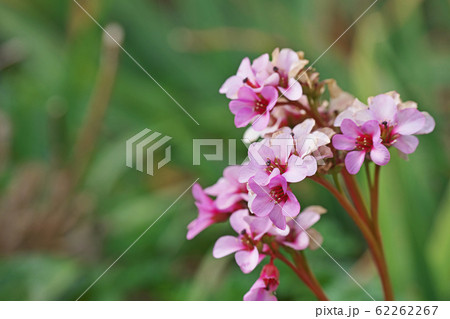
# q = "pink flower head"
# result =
<box><xmin>268</xmin><ymin>48</ymin><xmax>303</xmax><ymax>101</ymax></box>
<box><xmin>334</xmin><ymin>93</ymin><xmax>435</xmax><ymax>156</ymax></box>
<box><xmin>333</xmin><ymin>119</ymin><xmax>390</xmax><ymax>174</ymax></box>
<box><xmin>219</xmin><ymin>54</ymin><xmax>271</xmax><ymax>99</ymax></box>
<box><xmin>244</xmin><ymin>262</ymin><xmax>280</xmax><ymax>301</ymax></box>
<box><xmin>368</xmin><ymin>94</ymin><xmax>432</xmax><ymax>154</ymax></box>
<box><xmin>213</xmin><ymin>209</ymin><xmax>271</xmax><ymax>273</ymax></box>
<box><xmin>187</xmin><ymin>184</ymin><xmax>232</xmax><ymax>240</ymax></box>
<box><xmin>240</xmin><ymin>130</ymin><xmax>318</xmax><ymax>187</ymax></box>
<box><xmin>205</xmin><ymin>165</ymin><xmax>248</xmax><ymax>211</ymax></box>
<box><xmin>277</xmin><ymin>206</ymin><xmax>325</xmax><ymax>250</ymax></box>
<box><xmin>248</xmin><ymin>175</ymin><xmax>300</xmax><ymax>230</ymax></box>
<box><xmin>229</xmin><ymin>86</ymin><xmax>278</xmax><ymax>131</ymax></box>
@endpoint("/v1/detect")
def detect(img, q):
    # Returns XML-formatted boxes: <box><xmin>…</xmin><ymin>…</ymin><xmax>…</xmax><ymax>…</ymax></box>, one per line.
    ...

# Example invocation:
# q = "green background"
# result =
<box><xmin>0</xmin><ymin>0</ymin><xmax>448</xmax><ymax>300</ymax></box>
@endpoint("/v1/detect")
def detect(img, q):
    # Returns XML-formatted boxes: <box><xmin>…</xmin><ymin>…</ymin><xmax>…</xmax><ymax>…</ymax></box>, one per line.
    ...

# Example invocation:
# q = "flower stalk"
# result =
<box><xmin>187</xmin><ymin>47</ymin><xmax>434</xmax><ymax>301</ymax></box>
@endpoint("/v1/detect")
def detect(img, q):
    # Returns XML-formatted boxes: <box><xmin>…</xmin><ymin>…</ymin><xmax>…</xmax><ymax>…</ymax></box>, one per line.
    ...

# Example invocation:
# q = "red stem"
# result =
<box><xmin>310</xmin><ymin>174</ymin><xmax>394</xmax><ymax>300</ymax></box>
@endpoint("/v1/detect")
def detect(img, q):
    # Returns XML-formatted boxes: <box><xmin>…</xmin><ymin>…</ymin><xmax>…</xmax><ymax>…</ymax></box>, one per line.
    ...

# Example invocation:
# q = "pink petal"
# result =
<box><xmin>234</xmin><ymin>108</ymin><xmax>256</xmax><ymax>128</ymax></box>
<box><xmin>370</xmin><ymin>143</ymin><xmax>390</xmax><ymax>166</ymax></box>
<box><xmin>235</xmin><ymin>247</ymin><xmax>260</xmax><ymax>273</ymax></box>
<box><xmin>249</xmin><ymin>217</ymin><xmax>272</xmax><ymax>240</ymax></box>
<box><xmin>283</xmin><ymin>155</ymin><xmax>310</xmax><ymax>182</ymax></box>
<box><xmin>279</xmin><ymin>79</ymin><xmax>302</xmax><ymax>101</ymax></box>
<box><xmin>361</xmin><ymin>120</ymin><xmax>381</xmax><ymax>138</ymax></box>
<box><xmin>252</xmin><ymin>53</ymin><xmax>270</xmax><ymax>72</ymax></box>
<box><xmin>251</xmin><ymin>193</ymin><xmax>274</xmax><ymax>217</ymax></box>
<box><xmin>369</xmin><ymin>94</ymin><xmax>397</xmax><ymax>124</ymax></box>
<box><xmin>393</xmin><ymin>135</ymin><xmax>419</xmax><ymax>154</ymax></box>
<box><xmin>186</xmin><ymin>217</ymin><xmax>214</xmax><ymax>240</ymax></box>
<box><xmin>416</xmin><ymin>112</ymin><xmax>435</xmax><ymax>135</ymax></box>
<box><xmin>344</xmin><ymin>150</ymin><xmax>366</xmax><ymax>175</ymax></box>
<box><xmin>395</xmin><ymin>108</ymin><xmax>425</xmax><ymax>135</ymax></box>
<box><xmin>260</xmin><ymin>86</ymin><xmax>279</xmax><ymax>106</ymax></box>
<box><xmin>251</xmin><ymin>112</ymin><xmax>270</xmax><ymax>131</ymax></box>
<box><xmin>276</xmin><ymin>48</ymin><xmax>298</xmax><ymax>72</ymax></box>
<box><xmin>219</xmin><ymin>75</ymin><xmax>243</xmax><ymax>99</ymax></box>
<box><xmin>229</xmin><ymin>209</ymin><xmax>251</xmax><ymax>234</ymax></box>
<box><xmin>236</xmin><ymin>57</ymin><xmax>254</xmax><ymax>79</ymax></box>
<box><xmin>292</xmin><ymin>119</ymin><xmax>315</xmax><ymax>139</ymax></box>
<box><xmin>270</xmin><ymin>133</ymin><xmax>294</xmax><ymax>163</ymax></box>
<box><xmin>297</xmin><ymin>210</ymin><xmax>321</xmax><ymax>230</ymax></box>
<box><xmin>215</xmin><ymin>193</ymin><xmax>244</xmax><ymax>210</ymax></box>
<box><xmin>213</xmin><ymin>236</ymin><xmax>245</xmax><ymax>258</ymax></box>
<box><xmin>340</xmin><ymin>119</ymin><xmax>362</xmax><ymax>138</ymax></box>
<box><xmin>269</xmin><ymin>205</ymin><xmax>286</xmax><ymax>230</ymax></box>
<box><xmin>229</xmin><ymin>99</ymin><xmax>254</xmax><ymax>114</ymax></box>
<box><xmin>284</xmin><ymin>231</ymin><xmax>309</xmax><ymax>250</ymax></box>
<box><xmin>237</xmin><ymin>86</ymin><xmax>258</xmax><ymax>101</ymax></box>
<box><xmin>282</xmin><ymin>191</ymin><xmax>300</xmax><ymax>218</ymax></box>
<box><xmin>244</xmin><ymin>288</ymin><xmax>277</xmax><ymax>301</ymax></box>
<box><xmin>332</xmin><ymin>134</ymin><xmax>355</xmax><ymax>151</ymax></box>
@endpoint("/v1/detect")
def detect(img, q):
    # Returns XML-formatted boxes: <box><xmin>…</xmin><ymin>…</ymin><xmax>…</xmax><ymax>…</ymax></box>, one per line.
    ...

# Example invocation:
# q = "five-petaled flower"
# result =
<box><xmin>229</xmin><ymin>86</ymin><xmax>278</xmax><ymax>131</ymax></box>
<box><xmin>213</xmin><ymin>209</ymin><xmax>271</xmax><ymax>273</ymax></box>
<box><xmin>248</xmin><ymin>175</ymin><xmax>300</xmax><ymax>230</ymax></box>
<box><xmin>332</xmin><ymin>119</ymin><xmax>390</xmax><ymax>174</ymax></box>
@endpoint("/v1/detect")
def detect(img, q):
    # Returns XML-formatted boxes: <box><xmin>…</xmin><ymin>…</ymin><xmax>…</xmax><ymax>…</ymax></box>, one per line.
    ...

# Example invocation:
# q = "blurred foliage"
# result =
<box><xmin>0</xmin><ymin>0</ymin><xmax>449</xmax><ymax>300</ymax></box>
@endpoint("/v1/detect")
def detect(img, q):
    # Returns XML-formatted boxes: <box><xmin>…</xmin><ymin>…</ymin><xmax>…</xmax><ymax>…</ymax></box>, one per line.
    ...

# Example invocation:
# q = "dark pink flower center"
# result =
<box><xmin>269</xmin><ymin>185</ymin><xmax>288</xmax><ymax>204</ymax></box>
<box><xmin>355</xmin><ymin>134</ymin><xmax>373</xmax><ymax>152</ymax></box>
<box><xmin>240</xmin><ymin>230</ymin><xmax>255</xmax><ymax>249</ymax></box>
<box><xmin>380</xmin><ymin>122</ymin><xmax>399</xmax><ymax>146</ymax></box>
<box><xmin>265</xmin><ymin>158</ymin><xmax>287</xmax><ymax>174</ymax></box>
<box><xmin>254</xmin><ymin>95</ymin><xmax>269</xmax><ymax>114</ymax></box>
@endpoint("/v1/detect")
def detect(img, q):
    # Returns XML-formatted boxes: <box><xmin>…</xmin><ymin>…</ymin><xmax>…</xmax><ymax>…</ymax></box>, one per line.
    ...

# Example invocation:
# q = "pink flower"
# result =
<box><xmin>334</xmin><ymin>93</ymin><xmax>435</xmax><ymax>156</ymax></box>
<box><xmin>332</xmin><ymin>119</ymin><xmax>390</xmax><ymax>174</ymax></box>
<box><xmin>240</xmin><ymin>128</ymin><xmax>320</xmax><ymax>186</ymax></box>
<box><xmin>248</xmin><ymin>175</ymin><xmax>300</xmax><ymax>230</ymax></box>
<box><xmin>219</xmin><ymin>54</ymin><xmax>272</xmax><ymax>99</ymax></box>
<box><xmin>205</xmin><ymin>165</ymin><xmax>248</xmax><ymax>211</ymax></box>
<box><xmin>229</xmin><ymin>86</ymin><xmax>278</xmax><ymax>131</ymax></box>
<box><xmin>268</xmin><ymin>48</ymin><xmax>303</xmax><ymax>101</ymax></box>
<box><xmin>244</xmin><ymin>262</ymin><xmax>280</xmax><ymax>301</ymax></box>
<box><xmin>277</xmin><ymin>206</ymin><xmax>325</xmax><ymax>250</ymax></box>
<box><xmin>187</xmin><ymin>184</ymin><xmax>232</xmax><ymax>240</ymax></box>
<box><xmin>213</xmin><ymin>209</ymin><xmax>271</xmax><ymax>273</ymax></box>
<box><xmin>368</xmin><ymin>94</ymin><xmax>430</xmax><ymax>154</ymax></box>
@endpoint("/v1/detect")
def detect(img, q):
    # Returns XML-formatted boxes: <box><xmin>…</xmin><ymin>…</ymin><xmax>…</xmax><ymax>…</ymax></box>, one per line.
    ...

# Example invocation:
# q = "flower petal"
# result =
<box><xmin>393</xmin><ymin>135</ymin><xmax>419</xmax><ymax>154</ymax></box>
<box><xmin>340</xmin><ymin>119</ymin><xmax>362</xmax><ymax>138</ymax></box>
<box><xmin>234</xmin><ymin>108</ymin><xmax>256</xmax><ymax>128</ymax></box>
<box><xmin>213</xmin><ymin>236</ymin><xmax>244</xmax><ymax>258</ymax></box>
<box><xmin>235</xmin><ymin>247</ymin><xmax>260</xmax><ymax>273</ymax></box>
<box><xmin>297</xmin><ymin>210</ymin><xmax>321</xmax><ymax>230</ymax></box>
<box><xmin>395</xmin><ymin>108</ymin><xmax>425</xmax><ymax>135</ymax></box>
<box><xmin>332</xmin><ymin>134</ymin><xmax>355</xmax><ymax>151</ymax></box>
<box><xmin>251</xmin><ymin>193</ymin><xmax>274</xmax><ymax>217</ymax></box>
<box><xmin>369</xmin><ymin>94</ymin><xmax>397</xmax><ymax>124</ymax></box>
<box><xmin>415</xmin><ymin>112</ymin><xmax>435</xmax><ymax>135</ymax></box>
<box><xmin>269</xmin><ymin>205</ymin><xmax>287</xmax><ymax>230</ymax></box>
<box><xmin>370</xmin><ymin>143</ymin><xmax>390</xmax><ymax>166</ymax></box>
<box><xmin>279</xmin><ymin>79</ymin><xmax>302</xmax><ymax>101</ymax></box>
<box><xmin>344</xmin><ymin>150</ymin><xmax>366</xmax><ymax>175</ymax></box>
<box><xmin>282</xmin><ymin>191</ymin><xmax>300</xmax><ymax>218</ymax></box>
<box><xmin>229</xmin><ymin>209</ymin><xmax>251</xmax><ymax>234</ymax></box>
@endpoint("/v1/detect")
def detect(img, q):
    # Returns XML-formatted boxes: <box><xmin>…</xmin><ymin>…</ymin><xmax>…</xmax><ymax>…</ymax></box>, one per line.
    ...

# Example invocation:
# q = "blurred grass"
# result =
<box><xmin>0</xmin><ymin>0</ymin><xmax>449</xmax><ymax>300</ymax></box>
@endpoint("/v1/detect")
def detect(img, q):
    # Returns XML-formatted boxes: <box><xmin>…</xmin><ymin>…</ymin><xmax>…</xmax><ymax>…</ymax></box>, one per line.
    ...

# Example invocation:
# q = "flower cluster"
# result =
<box><xmin>187</xmin><ymin>48</ymin><xmax>435</xmax><ymax>301</ymax></box>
